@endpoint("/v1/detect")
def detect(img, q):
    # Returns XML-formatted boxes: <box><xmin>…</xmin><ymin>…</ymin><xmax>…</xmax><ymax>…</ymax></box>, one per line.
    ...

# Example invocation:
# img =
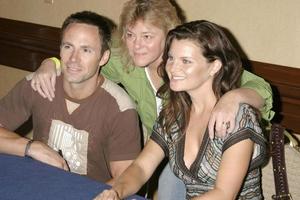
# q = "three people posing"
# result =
<box><xmin>30</xmin><ymin>0</ymin><xmax>273</xmax><ymax>199</ymax></box>
<box><xmin>1</xmin><ymin>0</ymin><xmax>273</xmax><ymax>199</ymax></box>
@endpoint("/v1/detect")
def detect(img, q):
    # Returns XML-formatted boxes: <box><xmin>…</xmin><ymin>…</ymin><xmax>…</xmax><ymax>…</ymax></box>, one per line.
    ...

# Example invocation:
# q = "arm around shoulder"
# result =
<box><xmin>30</xmin><ymin>57</ymin><xmax>60</xmax><ymax>101</ymax></box>
<box><xmin>100</xmin><ymin>54</ymin><xmax>123</xmax><ymax>83</ymax></box>
<box><xmin>240</xmin><ymin>70</ymin><xmax>274</xmax><ymax>121</ymax></box>
<box><xmin>208</xmin><ymin>70</ymin><xmax>274</xmax><ymax>139</ymax></box>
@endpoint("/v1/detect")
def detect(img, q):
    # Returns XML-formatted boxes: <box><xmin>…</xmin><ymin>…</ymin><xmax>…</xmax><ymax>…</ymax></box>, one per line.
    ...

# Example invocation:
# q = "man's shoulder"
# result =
<box><xmin>100</xmin><ymin>78</ymin><xmax>136</xmax><ymax>112</ymax></box>
<box><xmin>11</xmin><ymin>76</ymin><xmax>34</xmax><ymax>93</ymax></box>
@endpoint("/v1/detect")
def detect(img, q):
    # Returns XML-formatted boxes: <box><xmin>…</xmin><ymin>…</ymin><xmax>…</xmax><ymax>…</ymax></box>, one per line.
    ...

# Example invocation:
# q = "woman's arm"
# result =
<box><xmin>240</xmin><ymin>70</ymin><xmax>274</xmax><ymax>121</ymax></box>
<box><xmin>208</xmin><ymin>70</ymin><xmax>274</xmax><ymax>139</ymax></box>
<box><xmin>192</xmin><ymin>139</ymin><xmax>254</xmax><ymax>200</ymax></box>
<box><xmin>29</xmin><ymin>54</ymin><xmax>123</xmax><ymax>101</ymax></box>
<box><xmin>94</xmin><ymin>139</ymin><xmax>165</xmax><ymax>200</ymax></box>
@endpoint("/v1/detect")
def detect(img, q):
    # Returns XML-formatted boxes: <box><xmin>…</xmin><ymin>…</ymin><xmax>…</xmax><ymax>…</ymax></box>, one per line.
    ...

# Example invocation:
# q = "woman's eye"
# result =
<box><xmin>183</xmin><ymin>59</ymin><xmax>191</xmax><ymax>64</ymax></box>
<box><xmin>126</xmin><ymin>32</ymin><xmax>133</xmax><ymax>38</ymax></box>
<box><xmin>143</xmin><ymin>35</ymin><xmax>152</xmax><ymax>40</ymax></box>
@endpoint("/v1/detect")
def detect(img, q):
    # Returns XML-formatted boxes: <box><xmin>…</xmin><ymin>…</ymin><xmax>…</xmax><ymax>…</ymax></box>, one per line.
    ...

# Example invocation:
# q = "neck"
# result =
<box><xmin>191</xmin><ymin>95</ymin><xmax>216</xmax><ymax>115</ymax></box>
<box><xmin>63</xmin><ymin>74</ymin><xmax>101</xmax><ymax>100</ymax></box>
<box><xmin>189</xmin><ymin>81</ymin><xmax>217</xmax><ymax>115</ymax></box>
<box><xmin>146</xmin><ymin>56</ymin><xmax>162</xmax><ymax>71</ymax></box>
<box><xmin>145</xmin><ymin>57</ymin><xmax>163</xmax><ymax>90</ymax></box>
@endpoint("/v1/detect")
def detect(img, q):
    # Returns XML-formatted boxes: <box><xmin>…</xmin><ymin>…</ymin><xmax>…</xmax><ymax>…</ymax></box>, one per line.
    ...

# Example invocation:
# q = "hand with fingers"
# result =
<box><xmin>30</xmin><ymin>58</ymin><xmax>59</xmax><ymax>101</ymax></box>
<box><xmin>208</xmin><ymin>93</ymin><xmax>239</xmax><ymax>139</ymax></box>
<box><xmin>27</xmin><ymin>140</ymin><xmax>69</xmax><ymax>171</ymax></box>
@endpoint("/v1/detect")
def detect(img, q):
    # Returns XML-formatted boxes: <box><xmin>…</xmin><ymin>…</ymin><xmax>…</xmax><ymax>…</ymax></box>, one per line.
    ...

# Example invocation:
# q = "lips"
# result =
<box><xmin>133</xmin><ymin>52</ymin><xmax>147</xmax><ymax>57</ymax></box>
<box><xmin>172</xmin><ymin>76</ymin><xmax>185</xmax><ymax>80</ymax></box>
<box><xmin>65</xmin><ymin>64</ymin><xmax>82</xmax><ymax>74</ymax></box>
<box><xmin>169</xmin><ymin>74</ymin><xmax>186</xmax><ymax>81</ymax></box>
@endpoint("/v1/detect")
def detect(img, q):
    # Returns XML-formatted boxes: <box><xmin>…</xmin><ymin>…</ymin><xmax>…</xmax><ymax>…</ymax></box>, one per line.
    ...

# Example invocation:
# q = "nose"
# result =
<box><xmin>133</xmin><ymin>37</ymin><xmax>142</xmax><ymax>49</ymax></box>
<box><xmin>168</xmin><ymin>59</ymin><xmax>181</xmax><ymax>72</ymax></box>
<box><xmin>70</xmin><ymin>49</ymin><xmax>79</xmax><ymax>62</ymax></box>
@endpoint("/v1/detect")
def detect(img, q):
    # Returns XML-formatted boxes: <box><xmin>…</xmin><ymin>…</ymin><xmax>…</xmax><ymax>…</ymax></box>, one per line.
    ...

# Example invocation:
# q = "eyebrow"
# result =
<box><xmin>181</xmin><ymin>56</ymin><xmax>192</xmax><ymax>59</ymax></box>
<box><xmin>142</xmin><ymin>31</ymin><xmax>155</xmax><ymax>34</ymax></box>
<box><xmin>61</xmin><ymin>41</ymin><xmax>72</xmax><ymax>46</ymax></box>
<box><xmin>126</xmin><ymin>29</ymin><xmax>155</xmax><ymax>35</ymax></box>
<box><xmin>61</xmin><ymin>42</ymin><xmax>94</xmax><ymax>49</ymax></box>
<box><xmin>80</xmin><ymin>45</ymin><xmax>93</xmax><ymax>49</ymax></box>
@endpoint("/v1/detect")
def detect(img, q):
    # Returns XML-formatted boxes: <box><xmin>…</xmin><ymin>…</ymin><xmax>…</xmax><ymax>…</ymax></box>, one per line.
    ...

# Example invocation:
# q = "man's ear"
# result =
<box><xmin>209</xmin><ymin>59</ymin><xmax>222</xmax><ymax>76</ymax></box>
<box><xmin>99</xmin><ymin>50</ymin><xmax>110</xmax><ymax>67</ymax></box>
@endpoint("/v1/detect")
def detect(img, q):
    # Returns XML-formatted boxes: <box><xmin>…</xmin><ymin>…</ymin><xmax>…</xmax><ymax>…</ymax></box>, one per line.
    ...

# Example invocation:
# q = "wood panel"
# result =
<box><xmin>249</xmin><ymin>61</ymin><xmax>300</xmax><ymax>135</ymax></box>
<box><xmin>0</xmin><ymin>17</ymin><xmax>299</xmax><ymax>134</ymax></box>
<box><xmin>0</xmin><ymin>17</ymin><xmax>60</xmax><ymax>72</ymax></box>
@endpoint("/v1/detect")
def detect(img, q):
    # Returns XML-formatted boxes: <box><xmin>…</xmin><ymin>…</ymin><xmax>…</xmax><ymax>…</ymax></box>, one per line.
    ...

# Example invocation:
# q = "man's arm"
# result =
<box><xmin>0</xmin><ymin>78</ymin><xmax>68</xmax><ymax>170</ymax></box>
<box><xmin>0</xmin><ymin>126</ymin><xmax>30</xmax><ymax>156</ymax></box>
<box><xmin>106</xmin><ymin>160</ymin><xmax>134</xmax><ymax>185</ymax></box>
<box><xmin>105</xmin><ymin>109</ymin><xmax>141</xmax><ymax>185</ymax></box>
<box><xmin>0</xmin><ymin>127</ymin><xmax>69</xmax><ymax>170</ymax></box>
<box><xmin>102</xmin><ymin>85</ymin><xmax>142</xmax><ymax>184</ymax></box>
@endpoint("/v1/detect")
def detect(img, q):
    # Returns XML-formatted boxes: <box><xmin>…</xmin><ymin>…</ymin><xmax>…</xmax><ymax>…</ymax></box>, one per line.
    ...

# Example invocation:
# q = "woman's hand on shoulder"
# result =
<box><xmin>30</xmin><ymin>58</ymin><xmax>58</xmax><ymax>101</ymax></box>
<box><xmin>208</xmin><ymin>91</ymin><xmax>239</xmax><ymax>139</ymax></box>
<box><xmin>208</xmin><ymin>87</ymin><xmax>265</xmax><ymax>139</ymax></box>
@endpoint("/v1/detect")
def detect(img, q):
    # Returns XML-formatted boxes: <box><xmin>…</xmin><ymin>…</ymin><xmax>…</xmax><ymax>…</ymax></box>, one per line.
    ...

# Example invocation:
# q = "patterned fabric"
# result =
<box><xmin>151</xmin><ymin>104</ymin><xmax>267</xmax><ymax>199</ymax></box>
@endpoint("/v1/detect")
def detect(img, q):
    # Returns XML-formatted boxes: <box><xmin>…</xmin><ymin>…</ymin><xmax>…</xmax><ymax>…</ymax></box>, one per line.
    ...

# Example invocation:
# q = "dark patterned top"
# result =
<box><xmin>151</xmin><ymin>104</ymin><xmax>267</xmax><ymax>200</ymax></box>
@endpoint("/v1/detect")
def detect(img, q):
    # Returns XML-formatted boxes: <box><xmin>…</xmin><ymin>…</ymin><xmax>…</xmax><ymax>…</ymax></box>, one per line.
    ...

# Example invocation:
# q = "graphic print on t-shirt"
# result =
<box><xmin>48</xmin><ymin>120</ymin><xmax>88</xmax><ymax>175</ymax></box>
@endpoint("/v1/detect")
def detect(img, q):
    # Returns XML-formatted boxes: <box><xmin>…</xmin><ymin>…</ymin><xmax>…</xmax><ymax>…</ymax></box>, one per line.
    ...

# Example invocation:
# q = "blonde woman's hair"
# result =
<box><xmin>117</xmin><ymin>0</ymin><xmax>182</xmax><ymax>69</ymax></box>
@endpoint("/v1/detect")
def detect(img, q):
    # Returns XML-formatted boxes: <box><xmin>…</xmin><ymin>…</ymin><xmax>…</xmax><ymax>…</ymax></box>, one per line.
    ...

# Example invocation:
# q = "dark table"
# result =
<box><xmin>0</xmin><ymin>154</ymin><xmax>145</xmax><ymax>200</ymax></box>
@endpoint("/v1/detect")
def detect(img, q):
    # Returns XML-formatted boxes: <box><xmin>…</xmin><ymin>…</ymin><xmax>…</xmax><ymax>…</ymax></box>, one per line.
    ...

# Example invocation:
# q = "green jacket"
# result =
<box><xmin>101</xmin><ymin>54</ymin><xmax>274</xmax><ymax>141</ymax></box>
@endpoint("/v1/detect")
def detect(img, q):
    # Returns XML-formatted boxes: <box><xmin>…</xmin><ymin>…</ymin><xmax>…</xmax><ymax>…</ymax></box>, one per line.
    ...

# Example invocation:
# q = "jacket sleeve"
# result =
<box><xmin>101</xmin><ymin>53</ymin><xmax>122</xmax><ymax>84</ymax></box>
<box><xmin>240</xmin><ymin>70</ymin><xmax>275</xmax><ymax>121</ymax></box>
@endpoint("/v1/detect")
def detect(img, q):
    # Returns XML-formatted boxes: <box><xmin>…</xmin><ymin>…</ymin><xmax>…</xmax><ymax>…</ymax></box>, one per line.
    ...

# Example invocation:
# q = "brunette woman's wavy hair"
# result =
<box><xmin>157</xmin><ymin>20</ymin><xmax>243</xmax><ymax>135</ymax></box>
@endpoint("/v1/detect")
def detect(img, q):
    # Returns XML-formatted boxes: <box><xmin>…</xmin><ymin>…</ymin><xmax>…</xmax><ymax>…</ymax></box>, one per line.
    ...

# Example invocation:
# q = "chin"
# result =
<box><xmin>170</xmin><ymin>86</ymin><xmax>183</xmax><ymax>92</ymax></box>
<box><xmin>133</xmin><ymin>61</ymin><xmax>149</xmax><ymax>67</ymax></box>
<box><xmin>132</xmin><ymin>57</ymin><xmax>152</xmax><ymax>67</ymax></box>
<box><xmin>64</xmin><ymin>74</ymin><xmax>81</xmax><ymax>83</ymax></box>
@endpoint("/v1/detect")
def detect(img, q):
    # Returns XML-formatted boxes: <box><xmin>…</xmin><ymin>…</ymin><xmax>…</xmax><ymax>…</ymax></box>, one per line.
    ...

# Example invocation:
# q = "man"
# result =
<box><xmin>0</xmin><ymin>11</ymin><xmax>141</xmax><ymax>185</ymax></box>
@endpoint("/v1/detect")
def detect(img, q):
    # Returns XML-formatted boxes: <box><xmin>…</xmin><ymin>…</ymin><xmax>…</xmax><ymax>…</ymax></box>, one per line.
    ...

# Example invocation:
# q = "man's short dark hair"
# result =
<box><xmin>61</xmin><ymin>11</ymin><xmax>116</xmax><ymax>54</ymax></box>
